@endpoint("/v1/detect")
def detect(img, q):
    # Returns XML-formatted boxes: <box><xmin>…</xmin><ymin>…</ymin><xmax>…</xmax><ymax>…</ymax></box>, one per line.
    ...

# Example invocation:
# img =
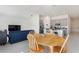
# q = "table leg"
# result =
<box><xmin>49</xmin><ymin>46</ymin><xmax>53</xmax><ymax>53</ymax></box>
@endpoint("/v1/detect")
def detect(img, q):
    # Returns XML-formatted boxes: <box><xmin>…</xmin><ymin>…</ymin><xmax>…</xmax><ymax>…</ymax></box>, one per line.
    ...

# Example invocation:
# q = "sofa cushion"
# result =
<box><xmin>9</xmin><ymin>30</ymin><xmax>32</xmax><ymax>44</ymax></box>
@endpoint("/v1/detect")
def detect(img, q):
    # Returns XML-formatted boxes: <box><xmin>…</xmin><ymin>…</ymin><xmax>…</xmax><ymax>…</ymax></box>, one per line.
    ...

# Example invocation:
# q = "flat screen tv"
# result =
<box><xmin>8</xmin><ymin>25</ymin><xmax>21</xmax><ymax>31</ymax></box>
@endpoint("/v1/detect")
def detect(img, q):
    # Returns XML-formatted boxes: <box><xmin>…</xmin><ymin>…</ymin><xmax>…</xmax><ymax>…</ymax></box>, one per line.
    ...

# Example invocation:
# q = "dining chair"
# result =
<box><xmin>59</xmin><ymin>34</ymin><xmax>69</xmax><ymax>53</ymax></box>
<box><xmin>53</xmin><ymin>46</ymin><xmax>67</xmax><ymax>53</ymax></box>
<box><xmin>46</xmin><ymin>33</ymin><xmax>68</xmax><ymax>53</ymax></box>
<box><xmin>27</xmin><ymin>34</ymin><xmax>44</xmax><ymax>53</ymax></box>
<box><xmin>53</xmin><ymin>34</ymin><xmax>69</xmax><ymax>53</ymax></box>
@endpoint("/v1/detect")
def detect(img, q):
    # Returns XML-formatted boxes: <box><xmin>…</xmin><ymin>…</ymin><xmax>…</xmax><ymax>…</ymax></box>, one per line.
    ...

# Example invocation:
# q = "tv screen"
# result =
<box><xmin>8</xmin><ymin>25</ymin><xmax>21</xmax><ymax>31</ymax></box>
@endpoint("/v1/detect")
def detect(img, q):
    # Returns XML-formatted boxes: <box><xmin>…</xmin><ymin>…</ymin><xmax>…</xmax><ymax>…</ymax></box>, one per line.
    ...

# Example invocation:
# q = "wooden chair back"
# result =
<box><xmin>27</xmin><ymin>34</ymin><xmax>39</xmax><ymax>51</ymax></box>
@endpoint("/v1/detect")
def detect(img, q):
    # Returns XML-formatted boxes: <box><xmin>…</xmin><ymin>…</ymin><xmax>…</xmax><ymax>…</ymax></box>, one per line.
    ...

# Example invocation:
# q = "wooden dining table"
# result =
<box><xmin>34</xmin><ymin>34</ymin><xmax>65</xmax><ymax>53</ymax></box>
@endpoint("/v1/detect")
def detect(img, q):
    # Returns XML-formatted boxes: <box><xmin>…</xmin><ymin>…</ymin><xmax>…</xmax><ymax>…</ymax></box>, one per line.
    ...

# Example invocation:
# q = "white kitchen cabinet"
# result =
<box><xmin>51</xmin><ymin>14</ymin><xmax>71</xmax><ymax>35</ymax></box>
<box><xmin>29</xmin><ymin>14</ymin><xmax>71</xmax><ymax>35</ymax></box>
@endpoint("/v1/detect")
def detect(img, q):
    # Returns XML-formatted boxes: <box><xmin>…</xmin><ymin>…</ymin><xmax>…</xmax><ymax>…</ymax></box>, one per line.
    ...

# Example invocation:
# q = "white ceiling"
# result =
<box><xmin>0</xmin><ymin>5</ymin><xmax>79</xmax><ymax>18</ymax></box>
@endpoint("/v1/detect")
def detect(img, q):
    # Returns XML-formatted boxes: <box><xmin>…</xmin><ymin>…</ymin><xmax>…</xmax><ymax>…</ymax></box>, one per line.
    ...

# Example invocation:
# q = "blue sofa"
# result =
<box><xmin>9</xmin><ymin>30</ymin><xmax>32</xmax><ymax>44</ymax></box>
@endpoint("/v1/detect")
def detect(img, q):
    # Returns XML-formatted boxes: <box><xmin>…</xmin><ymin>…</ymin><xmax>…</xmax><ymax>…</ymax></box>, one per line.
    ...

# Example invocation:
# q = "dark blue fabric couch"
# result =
<box><xmin>0</xmin><ymin>30</ymin><xmax>7</xmax><ymax>45</ymax></box>
<box><xmin>9</xmin><ymin>30</ymin><xmax>32</xmax><ymax>44</ymax></box>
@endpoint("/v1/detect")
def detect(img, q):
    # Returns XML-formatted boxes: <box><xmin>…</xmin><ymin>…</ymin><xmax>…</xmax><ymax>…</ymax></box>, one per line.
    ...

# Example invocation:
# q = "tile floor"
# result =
<box><xmin>67</xmin><ymin>32</ymin><xmax>79</xmax><ymax>53</ymax></box>
<box><xmin>0</xmin><ymin>41</ymin><xmax>29</xmax><ymax>53</ymax></box>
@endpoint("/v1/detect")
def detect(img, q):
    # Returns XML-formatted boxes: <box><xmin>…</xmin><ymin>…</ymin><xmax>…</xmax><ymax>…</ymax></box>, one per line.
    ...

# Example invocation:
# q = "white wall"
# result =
<box><xmin>0</xmin><ymin>14</ymin><xmax>40</xmax><ymax>33</ymax></box>
<box><xmin>0</xmin><ymin>15</ymin><xmax>27</xmax><ymax>31</ymax></box>
<box><xmin>1</xmin><ymin>5</ymin><xmax>79</xmax><ymax>33</ymax></box>
<box><xmin>71</xmin><ymin>18</ymin><xmax>79</xmax><ymax>32</ymax></box>
<box><xmin>21</xmin><ymin>14</ymin><xmax>39</xmax><ymax>33</ymax></box>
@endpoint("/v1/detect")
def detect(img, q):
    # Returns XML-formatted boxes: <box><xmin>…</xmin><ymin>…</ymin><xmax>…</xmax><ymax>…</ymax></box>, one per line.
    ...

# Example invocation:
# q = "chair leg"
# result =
<box><xmin>53</xmin><ymin>46</ymin><xmax>67</xmax><ymax>53</ymax></box>
<box><xmin>49</xmin><ymin>46</ymin><xmax>54</xmax><ymax>53</ymax></box>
